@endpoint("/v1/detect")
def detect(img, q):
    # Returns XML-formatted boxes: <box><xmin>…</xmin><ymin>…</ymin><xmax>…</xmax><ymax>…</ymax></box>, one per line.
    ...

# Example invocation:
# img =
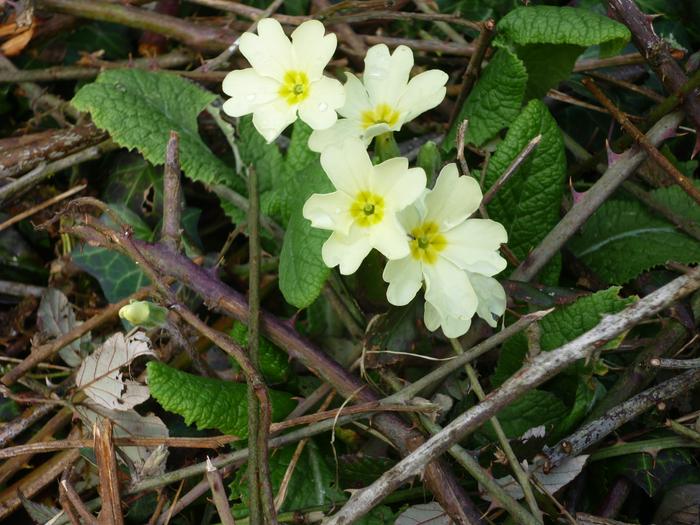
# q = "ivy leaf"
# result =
<box><xmin>279</xmin><ymin>210</ymin><xmax>331</xmax><ymax>309</ymax></box>
<box><xmin>483</xmin><ymin>99</ymin><xmax>566</xmax><ymax>282</ymax></box>
<box><xmin>72</xmin><ymin>204</ymin><xmax>151</xmax><ymax>302</ymax></box>
<box><xmin>444</xmin><ymin>48</ymin><xmax>527</xmax><ymax>149</ymax></box>
<box><xmin>495</xmin><ymin>6</ymin><xmax>630</xmax><ymax>98</ymax></box>
<box><xmin>230</xmin><ymin>442</ymin><xmax>343</xmax><ymax>513</ymax></box>
<box><xmin>146</xmin><ymin>361</ymin><xmax>296</xmax><ymax>437</ymax></box>
<box><xmin>568</xmin><ymin>187</ymin><xmax>700</xmax><ymax>284</ymax></box>
<box><xmin>71</xmin><ymin>69</ymin><xmax>238</xmax><ymax>186</ymax></box>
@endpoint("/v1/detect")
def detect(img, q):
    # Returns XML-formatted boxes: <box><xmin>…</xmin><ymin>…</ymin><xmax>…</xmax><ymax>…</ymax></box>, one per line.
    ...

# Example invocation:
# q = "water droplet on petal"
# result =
<box><xmin>335</xmin><ymin>208</ymin><xmax>341</xmax><ymax>214</ymax></box>
<box><xmin>367</xmin><ymin>72</ymin><xmax>381</xmax><ymax>78</ymax></box>
<box><xmin>246</xmin><ymin>93</ymin><xmax>256</xmax><ymax>102</ymax></box>
<box><xmin>317</xmin><ymin>102</ymin><xmax>328</xmax><ymax>112</ymax></box>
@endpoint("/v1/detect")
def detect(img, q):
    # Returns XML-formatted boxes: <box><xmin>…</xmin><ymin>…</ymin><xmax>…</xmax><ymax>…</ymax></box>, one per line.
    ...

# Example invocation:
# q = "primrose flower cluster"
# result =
<box><xmin>222</xmin><ymin>18</ymin><xmax>508</xmax><ymax>337</ymax></box>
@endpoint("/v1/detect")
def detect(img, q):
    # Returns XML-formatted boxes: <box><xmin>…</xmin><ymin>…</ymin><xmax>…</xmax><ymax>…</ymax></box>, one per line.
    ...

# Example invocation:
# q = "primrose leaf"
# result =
<box><xmin>230</xmin><ymin>321</ymin><xmax>291</xmax><ymax>384</ymax></box>
<box><xmin>483</xmin><ymin>99</ymin><xmax>566</xmax><ymax>282</ymax></box>
<box><xmin>445</xmin><ymin>48</ymin><xmax>527</xmax><ymax>149</ymax></box>
<box><xmin>72</xmin><ymin>69</ymin><xmax>238</xmax><ymax>186</ymax></box>
<box><xmin>495</xmin><ymin>6</ymin><xmax>631</xmax><ymax>98</ymax></box>
<box><xmin>568</xmin><ymin>186</ymin><xmax>700</xmax><ymax>284</ymax></box>
<box><xmin>146</xmin><ymin>361</ymin><xmax>296</xmax><ymax>437</ymax></box>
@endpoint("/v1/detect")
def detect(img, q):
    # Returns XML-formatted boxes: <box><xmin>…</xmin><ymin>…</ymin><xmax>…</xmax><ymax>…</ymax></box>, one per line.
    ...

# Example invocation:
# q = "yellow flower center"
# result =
<box><xmin>279</xmin><ymin>70</ymin><xmax>310</xmax><ymax>105</ymax></box>
<box><xmin>361</xmin><ymin>103</ymin><xmax>400</xmax><ymax>129</ymax></box>
<box><xmin>410</xmin><ymin>222</ymin><xmax>447</xmax><ymax>264</ymax></box>
<box><xmin>350</xmin><ymin>191</ymin><xmax>385</xmax><ymax>227</ymax></box>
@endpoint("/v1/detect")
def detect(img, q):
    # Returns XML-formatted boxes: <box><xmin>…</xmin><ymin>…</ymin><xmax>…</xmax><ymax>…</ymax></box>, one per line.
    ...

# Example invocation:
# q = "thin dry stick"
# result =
<box><xmin>447</xmin><ymin>19</ymin><xmax>496</xmax><ymax>131</ymax></box>
<box><xmin>206</xmin><ymin>458</ymin><xmax>236</xmax><ymax>525</ymax></box>
<box><xmin>60</xmin><ymin>478</ymin><xmax>99</xmax><ymax>525</ymax></box>
<box><xmin>450</xmin><ymin>339</ymin><xmax>542</xmax><ymax>522</ymax></box>
<box><xmin>456</xmin><ymin>120</ymin><xmax>470</xmax><ymax>177</ymax></box>
<box><xmin>510</xmin><ymin>111</ymin><xmax>683</xmax><ymax>282</ymax></box>
<box><xmin>582</xmin><ymin>78</ymin><xmax>700</xmax><ymax>206</ymax></box>
<box><xmin>0</xmin><ymin>184</ymin><xmax>86</xmax><ymax>233</ymax></box>
<box><xmin>1</xmin><ymin>287</ymin><xmax>151</xmax><ymax>386</ymax></box>
<box><xmin>94</xmin><ymin>419</ymin><xmax>124</xmax><ymax>525</ymax></box>
<box><xmin>58</xmin><ymin>480</ymin><xmax>82</xmax><ymax>525</ymax></box>
<box><xmin>161</xmin><ymin>131</ymin><xmax>181</xmax><ymax>251</ymax></box>
<box><xmin>324</xmin><ymin>266</ymin><xmax>700</xmax><ymax>523</ymax></box>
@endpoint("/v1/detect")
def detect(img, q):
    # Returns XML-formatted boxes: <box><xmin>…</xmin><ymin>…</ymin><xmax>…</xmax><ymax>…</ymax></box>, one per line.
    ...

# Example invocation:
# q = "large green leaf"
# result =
<box><xmin>480</xmin><ymin>390</ymin><xmax>568</xmax><ymax>440</ymax></box>
<box><xmin>568</xmin><ymin>186</ymin><xmax>700</xmax><ymax>284</ymax></box>
<box><xmin>146</xmin><ymin>361</ymin><xmax>296</xmax><ymax>437</ymax></box>
<box><xmin>230</xmin><ymin>321</ymin><xmax>291</xmax><ymax>384</ymax></box>
<box><xmin>230</xmin><ymin>442</ymin><xmax>344</xmax><ymax>513</ymax></box>
<box><xmin>495</xmin><ymin>6</ymin><xmax>630</xmax><ymax>98</ymax></box>
<box><xmin>483</xmin><ymin>99</ymin><xmax>566</xmax><ymax>282</ymax></box>
<box><xmin>72</xmin><ymin>69</ymin><xmax>237</xmax><ymax>186</ymax></box>
<box><xmin>279</xmin><ymin>210</ymin><xmax>331</xmax><ymax>309</ymax></box>
<box><xmin>444</xmin><ymin>48</ymin><xmax>528</xmax><ymax>149</ymax></box>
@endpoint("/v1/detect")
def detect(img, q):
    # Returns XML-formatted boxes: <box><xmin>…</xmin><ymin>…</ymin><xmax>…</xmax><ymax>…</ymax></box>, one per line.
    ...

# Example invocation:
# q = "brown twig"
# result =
<box><xmin>161</xmin><ymin>131</ymin><xmax>181</xmax><ymax>252</ymax></box>
<box><xmin>60</xmin><ymin>477</ymin><xmax>99</xmax><ymax>525</ymax></box>
<box><xmin>205</xmin><ymin>459</ymin><xmax>236</xmax><ymax>525</ymax></box>
<box><xmin>608</xmin><ymin>0</ymin><xmax>700</xmax><ymax>154</ymax></box>
<box><xmin>447</xmin><ymin>19</ymin><xmax>495</xmax><ymax>132</ymax></box>
<box><xmin>0</xmin><ymin>184</ymin><xmax>86</xmax><ymax>233</ymax></box>
<box><xmin>582</xmin><ymin>77</ymin><xmax>700</xmax><ymax>206</ymax></box>
<box><xmin>94</xmin><ymin>419</ymin><xmax>124</xmax><ymax>525</ymax></box>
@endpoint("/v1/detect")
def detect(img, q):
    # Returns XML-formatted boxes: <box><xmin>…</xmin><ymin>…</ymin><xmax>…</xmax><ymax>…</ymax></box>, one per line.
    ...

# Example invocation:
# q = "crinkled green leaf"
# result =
<box><xmin>146</xmin><ymin>361</ymin><xmax>296</xmax><ymax>437</ymax></box>
<box><xmin>494</xmin><ymin>287</ymin><xmax>634</xmax><ymax>385</ymax></box>
<box><xmin>496</xmin><ymin>6</ymin><xmax>630</xmax><ymax>51</ymax></box>
<box><xmin>230</xmin><ymin>321</ymin><xmax>291</xmax><ymax>384</ymax></box>
<box><xmin>568</xmin><ymin>186</ymin><xmax>700</xmax><ymax>284</ymax></box>
<box><xmin>445</xmin><ymin>48</ymin><xmax>527</xmax><ymax>149</ymax></box>
<box><xmin>484</xmin><ymin>99</ymin><xmax>566</xmax><ymax>282</ymax></box>
<box><xmin>230</xmin><ymin>442</ymin><xmax>343</xmax><ymax>512</ymax></box>
<box><xmin>495</xmin><ymin>6</ymin><xmax>630</xmax><ymax>98</ymax></box>
<box><xmin>279</xmin><ymin>210</ymin><xmax>331</xmax><ymax>309</ymax></box>
<box><xmin>71</xmin><ymin>69</ymin><xmax>237</xmax><ymax>186</ymax></box>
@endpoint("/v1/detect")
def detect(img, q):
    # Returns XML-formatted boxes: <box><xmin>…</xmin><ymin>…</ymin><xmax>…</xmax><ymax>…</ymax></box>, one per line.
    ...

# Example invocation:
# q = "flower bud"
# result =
<box><xmin>119</xmin><ymin>300</ymin><xmax>167</xmax><ymax>328</ymax></box>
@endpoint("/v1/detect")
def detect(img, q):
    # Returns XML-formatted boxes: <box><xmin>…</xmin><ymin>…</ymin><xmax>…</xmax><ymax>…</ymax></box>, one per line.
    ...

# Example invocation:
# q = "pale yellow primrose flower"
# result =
<box><xmin>383</xmin><ymin>164</ymin><xmax>508</xmax><ymax>338</ymax></box>
<box><xmin>308</xmin><ymin>44</ymin><xmax>448</xmax><ymax>152</ymax></box>
<box><xmin>303</xmin><ymin>140</ymin><xmax>426</xmax><ymax>275</ymax></box>
<box><xmin>222</xmin><ymin>18</ymin><xmax>345</xmax><ymax>143</ymax></box>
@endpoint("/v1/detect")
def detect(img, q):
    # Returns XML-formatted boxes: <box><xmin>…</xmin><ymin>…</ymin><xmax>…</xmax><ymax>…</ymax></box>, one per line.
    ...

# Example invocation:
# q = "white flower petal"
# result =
<box><xmin>302</xmin><ymin>191</ymin><xmax>354</xmax><ymax>235</ymax></box>
<box><xmin>424</xmin><ymin>258</ymin><xmax>478</xmax><ymax>326</ymax></box>
<box><xmin>239</xmin><ymin>18</ymin><xmax>291</xmax><ymax>82</ymax></box>
<box><xmin>469</xmin><ymin>273</ymin><xmax>506</xmax><ymax>327</ymax></box>
<box><xmin>298</xmin><ymin>76</ymin><xmax>345</xmax><ymax>130</ymax></box>
<box><xmin>364</xmin><ymin>122</ymin><xmax>395</xmax><ymax>140</ymax></box>
<box><xmin>291</xmin><ymin>20</ymin><xmax>337</xmax><ymax>80</ymax></box>
<box><xmin>423</xmin><ymin>301</ymin><xmax>471</xmax><ymax>337</ymax></box>
<box><xmin>372</xmin><ymin>160</ymin><xmax>426</xmax><ymax>210</ymax></box>
<box><xmin>221</xmin><ymin>69</ymin><xmax>280</xmax><ymax>117</ymax></box>
<box><xmin>424</xmin><ymin>164</ymin><xmax>482</xmax><ymax>229</ymax></box>
<box><xmin>383</xmin><ymin>257</ymin><xmax>423</xmax><ymax>306</ymax></box>
<box><xmin>322</xmin><ymin>228</ymin><xmax>372</xmax><ymax>275</ymax></box>
<box><xmin>441</xmin><ymin>219</ymin><xmax>508</xmax><ymax>276</ymax></box>
<box><xmin>251</xmin><ymin>100</ymin><xmax>298</xmax><ymax>143</ymax></box>
<box><xmin>320</xmin><ymin>140</ymin><xmax>373</xmax><ymax>195</ymax></box>
<box><xmin>396</xmin><ymin>203</ymin><xmax>424</xmax><ymax>233</ymax></box>
<box><xmin>397</xmin><ymin>69</ymin><xmax>448</xmax><ymax>121</ymax></box>
<box><xmin>338</xmin><ymin>73</ymin><xmax>371</xmax><ymax>120</ymax></box>
<box><xmin>370</xmin><ymin>215</ymin><xmax>410</xmax><ymax>260</ymax></box>
<box><xmin>363</xmin><ymin>44</ymin><xmax>413</xmax><ymax>106</ymax></box>
<box><xmin>308</xmin><ymin>118</ymin><xmax>365</xmax><ymax>153</ymax></box>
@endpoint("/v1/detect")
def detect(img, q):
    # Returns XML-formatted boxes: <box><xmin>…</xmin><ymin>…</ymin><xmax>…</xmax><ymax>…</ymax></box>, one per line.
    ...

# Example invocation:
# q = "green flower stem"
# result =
<box><xmin>589</xmin><ymin>436</ymin><xmax>699</xmax><ymax>462</ymax></box>
<box><xmin>667</xmin><ymin>419</ymin><xmax>700</xmax><ymax>445</ymax></box>
<box><xmin>374</xmin><ymin>132</ymin><xmax>400</xmax><ymax>163</ymax></box>
<box><xmin>450</xmin><ymin>338</ymin><xmax>543</xmax><ymax>523</ymax></box>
